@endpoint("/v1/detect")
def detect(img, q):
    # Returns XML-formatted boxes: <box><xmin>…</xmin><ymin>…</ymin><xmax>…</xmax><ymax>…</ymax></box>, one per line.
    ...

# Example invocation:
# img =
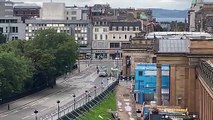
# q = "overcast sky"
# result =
<box><xmin>11</xmin><ymin>0</ymin><xmax>213</xmax><ymax>10</ymax></box>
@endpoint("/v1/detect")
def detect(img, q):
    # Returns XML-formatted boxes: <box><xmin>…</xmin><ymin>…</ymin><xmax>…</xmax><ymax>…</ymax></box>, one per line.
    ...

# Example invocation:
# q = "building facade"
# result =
<box><xmin>0</xmin><ymin>0</ymin><xmax>13</xmax><ymax>17</ymax></box>
<box><xmin>195</xmin><ymin>3</ymin><xmax>213</xmax><ymax>33</ymax></box>
<box><xmin>13</xmin><ymin>3</ymin><xmax>41</xmax><ymax>22</ymax></box>
<box><xmin>40</xmin><ymin>3</ymin><xmax>66</xmax><ymax>20</ymax></box>
<box><xmin>25</xmin><ymin>19</ymin><xmax>92</xmax><ymax>57</ymax></box>
<box><xmin>0</xmin><ymin>17</ymin><xmax>25</xmax><ymax>40</ymax></box>
<box><xmin>65</xmin><ymin>6</ymin><xmax>89</xmax><ymax>20</ymax></box>
<box><xmin>121</xmin><ymin>32</ymin><xmax>155</xmax><ymax>77</ymax></box>
<box><xmin>92</xmin><ymin>20</ymin><xmax>142</xmax><ymax>60</ymax></box>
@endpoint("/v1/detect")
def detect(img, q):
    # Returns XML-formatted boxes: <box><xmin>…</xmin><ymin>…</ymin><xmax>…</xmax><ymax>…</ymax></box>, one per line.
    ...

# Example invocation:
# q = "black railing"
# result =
<box><xmin>198</xmin><ymin>60</ymin><xmax>213</xmax><ymax>87</ymax></box>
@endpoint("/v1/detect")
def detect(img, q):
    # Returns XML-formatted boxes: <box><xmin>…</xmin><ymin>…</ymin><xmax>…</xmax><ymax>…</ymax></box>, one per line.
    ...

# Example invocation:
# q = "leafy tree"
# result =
<box><xmin>0</xmin><ymin>52</ymin><xmax>32</xmax><ymax>98</ymax></box>
<box><xmin>25</xmin><ymin>29</ymin><xmax>78</xmax><ymax>87</ymax></box>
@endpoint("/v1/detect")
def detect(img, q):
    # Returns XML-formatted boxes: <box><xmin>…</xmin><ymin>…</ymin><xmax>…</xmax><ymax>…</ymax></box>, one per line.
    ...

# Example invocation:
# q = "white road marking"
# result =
<box><xmin>11</xmin><ymin>110</ymin><xmax>19</xmax><ymax>114</ymax></box>
<box><xmin>22</xmin><ymin>115</ymin><xmax>30</xmax><ymax>119</ymax></box>
<box><xmin>41</xmin><ymin>108</ymin><xmax>47</xmax><ymax>112</ymax></box>
<box><xmin>1</xmin><ymin>114</ymin><xmax>8</xmax><ymax>118</ymax></box>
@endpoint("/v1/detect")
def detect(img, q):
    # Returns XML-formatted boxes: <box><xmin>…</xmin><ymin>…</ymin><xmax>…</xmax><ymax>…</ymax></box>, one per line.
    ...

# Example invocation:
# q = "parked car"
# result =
<box><xmin>99</xmin><ymin>70</ymin><xmax>108</xmax><ymax>77</ymax></box>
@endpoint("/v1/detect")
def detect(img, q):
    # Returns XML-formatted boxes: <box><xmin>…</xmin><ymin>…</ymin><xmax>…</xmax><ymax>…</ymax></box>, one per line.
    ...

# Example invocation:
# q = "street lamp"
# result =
<box><xmin>94</xmin><ymin>86</ymin><xmax>97</xmax><ymax>97</ymax></box>
<box><xmin>85</xmin><ymin>90</ymin><xmax>88</xmax><ymax>103</ymax></box>
<box><xmin>101</xmin><ymin>82</ymin><xmax>104</xmax><ymax>92</ymax></box>
<box><xmin>34</xmin><ymin>110</ymin><xmax>38</xmax><ymax>120</ymax></box>
<box><xmin>57</xmin><ymin>100</ymin><xmax>60</xmax><ymax>119</ymax></box>
<box><xmin>73</xmin><ymin>94</ymin><xmax>76</xmax><ymax>110</ymax></box>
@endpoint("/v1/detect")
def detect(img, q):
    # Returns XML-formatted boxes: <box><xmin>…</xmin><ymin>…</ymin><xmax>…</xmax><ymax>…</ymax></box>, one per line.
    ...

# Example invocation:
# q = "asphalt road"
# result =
<box><xmin>0</xmin><ymin>61</ymin><xmax>118</xmax><ymax>120</ymax></box>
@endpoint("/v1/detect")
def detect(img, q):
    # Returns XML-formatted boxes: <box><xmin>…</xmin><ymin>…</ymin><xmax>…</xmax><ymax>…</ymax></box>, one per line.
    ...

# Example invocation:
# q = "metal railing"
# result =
<box><xmin>39</xmin><ymin>80</ymin><xmax>119</xmax><ymax>120</ymax></box>
<box><xmin>198</xmin><ymin>60</ymin><xmax>213</xmax><ymax>88</ymax></box>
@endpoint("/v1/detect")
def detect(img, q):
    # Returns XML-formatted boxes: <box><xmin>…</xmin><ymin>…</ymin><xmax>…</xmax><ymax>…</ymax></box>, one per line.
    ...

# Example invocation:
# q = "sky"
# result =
<box><xmin>11</xmin><ymin>0</ymin><xmax>213</xmax><ymax>10</ymax></box>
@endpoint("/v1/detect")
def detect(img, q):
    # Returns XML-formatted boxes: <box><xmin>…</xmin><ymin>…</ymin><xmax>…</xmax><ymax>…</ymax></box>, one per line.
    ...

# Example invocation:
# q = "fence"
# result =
<box><xmin>39</xmin><ymin>80</ymin><xmax>119</xmax><ymax>120</ymax></box>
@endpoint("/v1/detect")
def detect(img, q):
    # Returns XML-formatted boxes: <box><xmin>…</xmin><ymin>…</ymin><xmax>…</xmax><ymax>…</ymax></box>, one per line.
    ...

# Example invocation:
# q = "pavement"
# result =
<box><xmin>0</xmin><ymin>62</ymin><xmax>117</xmax><ymax>120</ymax></box>
<box><xmin>116</xmin><ymin>81</ymin><xmax>137</xmax><ymax>120</ymax></box>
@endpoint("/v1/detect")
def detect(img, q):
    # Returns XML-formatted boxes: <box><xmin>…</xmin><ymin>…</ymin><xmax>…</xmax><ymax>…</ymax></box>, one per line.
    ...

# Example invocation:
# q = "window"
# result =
<box><xmin>105</xmin><ymin>35</ymin><xmax>108</xmax><ymax>40</ymax></box>
<box><xmin>119</xmin><ymin>35</ymin><xmax>121</xmax><ymax>39</ymax></box>
<box><xmin>71</xmin><ymin>17</ymin><xmax>76</xmax><ymax>20</ymax></box>
<box><xmin>71</xmin><ymin>11</ymin><xmax>77</xmax><ymax>15</ymax></box>
<box><xmin>100</xmin><ymin>34</ymin><xmax>102</xmax><ymax>40</ymax></box>
<box><xmin>125</xmin><ymin>35</ymin><xmax>127</xmax><ymax>39</ymax></box>
<box><xmin>124</xmin><ymin>26</ymin><xmax>128</xmax><ymax>31</ymax></box>
<box><xmin>113</xmin><ymin>35</ymin><xmax>115</xmax><ymax>39</ymax></box>
<box><xmin>112</xmin><ymin>26</ymin><xmax>116</xmax><ymax>31</ymax></box>
<box><xmin>95</xmin><ymin>28</ymin><xmax>99</xmax><ymax>32</ymax></box>
<box><xmin>9</xmin><ymin>27</ymin><xmax>18</xmax><ymax>33</ymax></box>
<box><xmin>110</xmin><ymin>43</ymin><xmax>120</xmax><ymax>48</ymax></box>
<box><xmin>103</xmin><ymin>28</ymin><xmax>107</xmax><ymax>32</ymax></box>
<box><xmin>129</xmin><ymin>26</ymin><xmax>133</xmax><ymax>31</ymax></box>
<box><xmin>136</xmin><ymin>27</ymin><xmax>139</xmax><ymax>31</ymax></box>
<box><xmin>118</xmin><ymin>27</ymin><xmax>122</xmax><ymax>31</ymax></box>
<box><xmin>139</xmin><ymin>71</ymin><xmax>143</xmax><ymax>76</ymax></box>
<box><xmin>95</xmin><ymin>34</ymin><xmax>97</xmax><ymax>40</ymax></box>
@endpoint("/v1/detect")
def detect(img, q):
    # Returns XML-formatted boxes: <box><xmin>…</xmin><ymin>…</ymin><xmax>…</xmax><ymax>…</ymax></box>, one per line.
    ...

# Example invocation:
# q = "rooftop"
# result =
<box><xmin>158</xmin><ymin>38</ymin><xmax>190</xmax><ymax>53</ymax></box>
<box><xmin>14</xmin><ymin>3</ymin><xmax>41</xmax><ymax>9</ymax></box>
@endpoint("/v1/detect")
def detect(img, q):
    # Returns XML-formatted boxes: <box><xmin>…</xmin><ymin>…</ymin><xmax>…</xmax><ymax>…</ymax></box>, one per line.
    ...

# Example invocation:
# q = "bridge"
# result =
<box><xmin>196</xmin><ymin>60</ymin><xmax>213</xmax><ymax>120</ymax></box>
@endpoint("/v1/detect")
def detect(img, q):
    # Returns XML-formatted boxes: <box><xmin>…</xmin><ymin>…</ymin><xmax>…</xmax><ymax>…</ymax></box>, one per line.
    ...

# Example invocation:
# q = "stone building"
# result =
<box><xmin>154</xmin><ymin>34</ymin><xmax>213</xmax><ymax>114</ymax></box>
<box><xmin>121</xmin><ymin>32</ymin><xmax>155</xmax><ymax>77</ymax></box>
<box><xmin>195</xmin><ymin>3</ymin><xmax>213</xmax><ymax>34</ymax></box>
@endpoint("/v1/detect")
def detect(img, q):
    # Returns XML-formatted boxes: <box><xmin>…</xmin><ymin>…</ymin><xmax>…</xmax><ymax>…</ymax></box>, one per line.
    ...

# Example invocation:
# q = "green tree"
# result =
<box><xmin>0</xmin><ymin>52</ymin><xmax>32</xmax><ymax>98</ymax></box>
<box><xmin>25</xmin><ymin>29</ymin><xmax>78</xmax><ymax>87</ymax></box>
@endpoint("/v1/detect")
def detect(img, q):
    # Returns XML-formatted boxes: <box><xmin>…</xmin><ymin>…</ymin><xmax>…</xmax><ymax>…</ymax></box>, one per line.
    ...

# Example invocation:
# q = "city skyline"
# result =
<box><xmin>12</xmin><ymin>0</ymin><xmax>212</xmax><ymax>10</ymax></box>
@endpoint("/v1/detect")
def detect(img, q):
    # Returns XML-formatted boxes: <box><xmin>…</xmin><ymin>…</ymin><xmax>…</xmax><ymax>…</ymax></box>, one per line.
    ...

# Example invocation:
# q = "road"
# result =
<box><xmin>0</xmin><ymin>61</ymin><xmax>119</xmax><ymax>120</ymax></box>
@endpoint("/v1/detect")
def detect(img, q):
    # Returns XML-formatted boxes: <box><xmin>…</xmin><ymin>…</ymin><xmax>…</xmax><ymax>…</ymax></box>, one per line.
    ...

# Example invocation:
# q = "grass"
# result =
<box><xmin>78</xmin><ymin>92</ymin><xmax>116</xmax><ymax>120</ymax></box>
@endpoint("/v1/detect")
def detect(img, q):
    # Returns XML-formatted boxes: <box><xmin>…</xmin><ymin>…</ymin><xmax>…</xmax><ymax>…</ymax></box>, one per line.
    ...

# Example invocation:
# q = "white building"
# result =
<box><xmin>40</xmin><ymin>2</ymin><xmax>65</xmax><ymax>20</ymax></box>
<box><xmin>0</xmin><ymin>17</ymin><xmax>25</xmax><ymax>40</ymax></box>
<box><xmin>25</xmin><ymin>19</ymin><xmax>92</xmax><ymax>57</ymax></box>
<box><xmin>92</xmin><ymin>20</ymin><xmax>142</xmax><ymax>59</ymax></box>
<box><xmin>65</xmin><ymin>6</ymin><xmax>89</xmax><ymax>20</ymax></box>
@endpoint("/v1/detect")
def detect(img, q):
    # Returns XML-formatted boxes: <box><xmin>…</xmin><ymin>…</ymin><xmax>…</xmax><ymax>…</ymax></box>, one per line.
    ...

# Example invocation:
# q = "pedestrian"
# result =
<box><xmin>97</xmin><ymin>69</ymin><xmax>99</xmax><ymax>74</ymax></box>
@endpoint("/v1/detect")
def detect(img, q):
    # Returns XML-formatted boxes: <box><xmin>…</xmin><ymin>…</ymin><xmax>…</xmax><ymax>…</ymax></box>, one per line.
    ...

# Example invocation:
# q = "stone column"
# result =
<box><xmin>188</xmin><ymin>66</ymin><xmax>196</xmax><ymax>112</ymax></box>
<box><xmin>157</xmin><ymin>64</ymin><xmax>162</xmax><ymax>105</ymax></box>
<box><xmin>170</xmin><ymin>65</ymin><xmax>176</xmax><ymax>105</ymax></box>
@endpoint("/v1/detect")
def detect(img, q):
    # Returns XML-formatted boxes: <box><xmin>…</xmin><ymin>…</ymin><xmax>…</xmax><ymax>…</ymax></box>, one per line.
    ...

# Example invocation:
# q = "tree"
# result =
<box><xmin>0</xmin><ymin>33</ymin><xmax>6</xmax><ymax>44</ymax></box>
<box><xmin>25</xmin><ymin>29</ymin><xmax>78</xmax><ymax>87</ymax></box>
<box><xmin>0</xmin><ymin>52</ymin><xmax>32</xmax><ymax>98</ymax></box>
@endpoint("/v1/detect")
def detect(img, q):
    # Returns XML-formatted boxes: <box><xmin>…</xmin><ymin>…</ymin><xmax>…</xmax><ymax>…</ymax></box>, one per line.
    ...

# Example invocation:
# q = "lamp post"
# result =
<box><xmin>57</xmin><ymin>100</ymin><xmax>60</xmax><ymax>119</ymax></box>
<box><xmin>73</xmin><ymin>94</ymin><xmax>76</xmax><ymax>110</ymax></box>
<box><xmin>85</xmin><ymin>90</ymin><xmax>88</xmax><ymax>103</ymax></box>
<box><xmin>34</xmin><ymin>110</ymin><xmax>38</xmax><ymax>120</ymax></box>
<box><xmin>94</xmin><ymin>86</ymin><xmax>97</xmax><ymax>97</ymax></box>
<box><xmin>101</xmin><ymin>82</ymin><xmax>104</xmax><ymax>92</ymax></box>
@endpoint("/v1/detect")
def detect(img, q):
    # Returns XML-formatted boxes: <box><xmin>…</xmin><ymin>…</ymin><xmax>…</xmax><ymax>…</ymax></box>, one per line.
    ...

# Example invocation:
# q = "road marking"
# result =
<box><xmin>31</xmin><ymin>103</ymin><xmax>36</xmax><ymax>107</ymax></box>
<box><xmin>11</xmin><ymin>110</ymin><xmax>19</xmax><ymax>114</ymax></box>
<box><xmin>41</xmin><ymin>108</ymin><xmax>47</xmax><ymax>112</ymax></box>
<box><xmin>22</xmin><ymin>115</ymin><xmax>30</xmax><ymax>119</ymax></box>
<box><xmin>1</xmin><ymin>114</ymin><xmax>8</xmax><ymax>118</ymax></box>
<box><xmin>23</xmin><ymin>106</ymin><xmax>29</xmax><ymax>110</ymax></box>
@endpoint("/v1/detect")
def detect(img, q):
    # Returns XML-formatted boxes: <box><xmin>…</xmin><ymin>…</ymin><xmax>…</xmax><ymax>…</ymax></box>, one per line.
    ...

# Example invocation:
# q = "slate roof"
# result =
<box><xmin>158</xmin><ymin>38</ymin><xmax>190</xmax><ymax>53</ymax></box>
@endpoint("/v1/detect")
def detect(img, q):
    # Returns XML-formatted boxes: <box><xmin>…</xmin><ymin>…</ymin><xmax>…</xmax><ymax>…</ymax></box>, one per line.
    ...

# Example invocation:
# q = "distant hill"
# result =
<box><xmin>151</xmin><ymin>8</ymin><xmax>188</xmax><ymax>18</ymax></box>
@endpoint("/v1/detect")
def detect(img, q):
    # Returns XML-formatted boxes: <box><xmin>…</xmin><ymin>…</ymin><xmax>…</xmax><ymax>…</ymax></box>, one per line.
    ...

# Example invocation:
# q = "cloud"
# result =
<box><xmin>11</xmin><ymin>0</ymin><xmax>207</xmax><ymax>10</ymax></box>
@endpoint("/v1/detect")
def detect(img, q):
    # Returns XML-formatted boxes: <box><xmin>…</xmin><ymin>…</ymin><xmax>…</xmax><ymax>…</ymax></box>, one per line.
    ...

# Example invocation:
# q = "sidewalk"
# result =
<box><xmin>116</xmin><ymin>81</ymin><xmax>137</xmax><ymax>120</ymax></box>
<box><xmin>0</xmin><ymin>63</ymin><xmax>89</xmax><ymax>114</ymax></box>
